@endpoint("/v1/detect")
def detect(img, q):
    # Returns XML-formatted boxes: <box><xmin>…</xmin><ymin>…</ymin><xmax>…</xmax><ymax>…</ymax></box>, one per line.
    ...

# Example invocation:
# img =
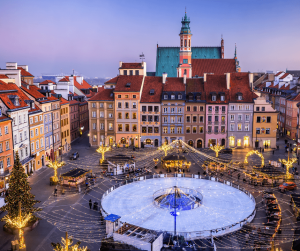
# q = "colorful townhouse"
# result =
<box><xmin>140</xmin><ymin>76</ymin><xmax>163</xmax><ymax>147</ymax></box>
<box><xmin>79</xmin><ymin>99</ymin><xmax>89</xmax><ymax>135</ymax></box>
<box><xmin>285</xmin><ymin>93</ymin><xmax>300</xmax><ymax>140</ymax></box>
<box><xmin>88</xmin><ymin>86</ymin><xmax>115</xmax><ymax>147</ymax></box>
<box><xmin>161</xmin><ymin>75</ymin><xmax>186</xmax><ymax>144</ymax></box>
<box><xmin>227</xmin><ymin>73</ymin><xmax>256</xmax><ymax>148</ymax></box>
<box><xmin>28</xmin><ymin>100</ymin><xmax>45</xmax><ymax>170</ymax></box>
<box><xmin>253</xmin><ymin>96</ymin><xmax>278</xmax><ymax>148</ymax></box>
<box><xmin>60</xmin><ymin>98</ymin><xmax>71</xmax><ymax>154</ymax></box>
<box><xmin>184</xmin><ymin>78</ymin><xmax>205</xmax><ymax>148</ymax></box>
<box><xmin>204</xmin><ymin>74</ymin><xmax>228</xmax><ymax>147</ymax></box>
<box><xmin>68</xmin><ymin>94</ymin><xmax>80</xmax><ymax>142</ymax></box>
<box><xmin>0</xmin><ymin>112</ymin><xmax>14</xmax><ymax>192</ymax></box>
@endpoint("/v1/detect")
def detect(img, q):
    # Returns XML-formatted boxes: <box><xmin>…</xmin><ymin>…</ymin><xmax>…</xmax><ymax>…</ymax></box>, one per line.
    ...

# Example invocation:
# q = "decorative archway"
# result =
<box><xmin>244</xmin><ymin>150</ymin><xmax>264</xmax><ymax>167</ymax></box>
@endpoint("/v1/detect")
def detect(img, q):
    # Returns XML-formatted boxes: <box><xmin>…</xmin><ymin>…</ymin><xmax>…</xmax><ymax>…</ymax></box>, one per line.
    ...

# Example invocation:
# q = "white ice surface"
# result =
<box><xmin>102</xmin><ymin>178</ymin><xmax>255</xmax><ymax>233</ymax></box>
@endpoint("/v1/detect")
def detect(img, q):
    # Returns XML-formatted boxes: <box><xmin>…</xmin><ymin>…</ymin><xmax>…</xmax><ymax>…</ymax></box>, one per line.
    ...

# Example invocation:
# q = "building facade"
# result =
<box><xmin>68</xmin><ymin>95</ymin><xmax>80</xmax><ymax>142</ymax></box>
<box><xmin>60</xmin><ymin>98</ymin><xmax>71</xmax><ymax>155</ymax></box>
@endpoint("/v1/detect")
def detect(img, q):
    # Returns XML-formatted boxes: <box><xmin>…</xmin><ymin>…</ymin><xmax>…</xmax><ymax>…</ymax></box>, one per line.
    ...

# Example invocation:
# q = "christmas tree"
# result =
<box><xmin>1</xmin><ymin>151</ymin><xmax>41</xmax><ymax>221</ymax></box>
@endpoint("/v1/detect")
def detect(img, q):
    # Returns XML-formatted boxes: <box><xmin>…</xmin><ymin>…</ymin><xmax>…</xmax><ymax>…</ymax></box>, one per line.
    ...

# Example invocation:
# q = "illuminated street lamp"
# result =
<box><xmin>279</xmin><ymin>151</ymin><xmax>297</xmax><ymax>180</ymax></box>
<box><xmin>210</xmin><ymin>144</ymin><xmax>224</xmax><ymax>158</ymax></box>
<box><xmin>2</xmin><ymin>202</ymin><xmax>31</xmax><ymax>250</ymax></box>
<box><xmin>48</xmin><ymin>159</ymin><xmax>65</xmax><ymax>184</ymax></box>
<box><xmin>96</xmin><ymin>145</ymin><xmax>111</xmax><ymax>164</ymax></box>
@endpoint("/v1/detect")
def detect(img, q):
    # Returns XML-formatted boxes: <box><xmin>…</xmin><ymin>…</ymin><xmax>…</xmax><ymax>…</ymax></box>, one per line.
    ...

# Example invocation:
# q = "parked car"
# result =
<box><xmin>279</xmin><ymin>182</ymin><xmax>297</xmax><ymax>192</ymax></box>
<box><xmin>0</xmin><ymin>197</ymin><xmax>6</xmax><ymax>213</ymax></box>
<box><xmin>70</xmin><ymin>152</ymin><xmax>79</xmax><ymax>160</ymax></box>
<box><xmin>220</xmin><ymin>148</ymin><xmax>232</xmax><ymax>154</ymax></box>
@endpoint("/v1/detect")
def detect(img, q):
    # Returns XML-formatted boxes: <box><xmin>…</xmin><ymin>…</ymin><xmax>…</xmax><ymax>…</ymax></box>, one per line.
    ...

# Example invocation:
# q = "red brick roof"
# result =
<box><xmin>21</xmin><ymin>85</ymin><xmax>46</xmax><ymax>99</ymax></box>
<box><xmin>289</xmin><ymin>93</ymin><xmax>300</xmax><ymax>101</ymax></box>
<box><xmin>114</xmin><ymin>75</ymin><xmax>144</xmax><ymax>92</ymax></box>
<box><xmin>204</xmin><ymin>75</ymin><xmax>229</xmax><ymax>103</ymax></box>
<box><xmin>191</xmin><ymin>59</ymin><xmax>236</xmax><ymax>77</ymax></box>
<box><xmin>105</xmin><ymin>76</ymin><xmax>118</xmax><ymax>84</ymax></box>
<box><xmin>229</xmin><ymin>73</ymin><xmax>257</xmax><ymax>102</ymax></box>
<box><xmin>0</xmin><ymin>115</ymin><xmax>11</xmax><ymax>123</ymax></box>
<box><xmin>59</xmin><ymin>77</ymin><xmax>70</xmax><ymax>82</ymax></box>
<box><xmin>69</xmin><ymin>99</ymin><xmax>80</xmax><ymax>105</ymax></box>
<box><xmin>141</xmin><ymin>77</ymin><xmax>163</xmax><ymax>103</ymax></box>
<box><xmin>39</xmin><ymin>80</ymin><xmax>56</xmax><ymax>85</ymax></box>
<box><xmin>279</xmin><ymin>84</ymin><xmax>290</xmax><ymax>90</ymax></box>
<box><xmin>163</xmin><ymin>77</ymin><xmax>185</xmax><ymax>92</ymax></box>
<box><xmin>0</xmin><ymin>74</ymin><xmax>8</xmax><ymax>79</ymax></box>
<box><xmin>89</xmin><ymin>86</ymin><xmax>114</xmax><ymax>101</ymax></box>
<box><xmin>279</xmin><ymin>73</ymin><xmax>290</xmax><ymax>79</ymax></box>
<box><xmin>28</xmin><ymin>105</ymin><xmax>42</xmax><ymax>113</ymax></box>
<box><xmin>74</xmin><ymin>77</ymin><xmax>92</xmax><ymax>89</ymax></box>
<box><xmin>186</xmin><ymin>78</ymin><xmax>204</xmax><ymax>93</ymax></box>
<box><xmin>17</xmin><ymin>67</ymin><xmax>34</xmax><ymax>77</ymax></box>
<box><xmin>275</xmin><ymin>71</ymin><xmax>283</xmax><ymax>76</ymax></box>
<box><xmin>120</xmin><ymin>63</ymin><xmax>143</xmax><ymax>69</ymax></box>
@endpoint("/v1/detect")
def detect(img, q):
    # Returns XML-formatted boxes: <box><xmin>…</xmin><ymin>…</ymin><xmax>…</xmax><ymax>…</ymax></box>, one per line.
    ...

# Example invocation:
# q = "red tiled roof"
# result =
<box><xmin>0</xmin><ymin>74</ymin><xmax>8</xmax><ymax>79</ymax></box>
<box><xmin>120</xmin><ymin>63</ymin><xmax>143</xmax><ymax>69</ymax></box>
<box><xmin>279</xmin><ymin>73</ymin><xmax>290</xmax><ymax>79</ymax></box>
<box><xmin>204</xmin><ymin>75</ymin><xmax>229</xmax><ymax>103</ymax></box>
<box><xmin>39</xmin><ymin>80</ymin><xmax>56</xmax><ymax>85</ymax></box>
<box><xmin>256</xmin><ymin>82</ymin><xmax>266</xmax><ymax>90</ymax></box>
<box><xmin>279</xmin><ymin>84</ymin><xmax>290</xmax><ymax>90</ymax></box>
<box><xmin>89</xmin><ymin>87</ymin><xmax>114</xmax><ymax>101</ymax></box>
<box><xmin>69</xmin><ymin>100</ymin><xmax>80</xmax><ymax>105</ymax></box>
<box><xmin>275</xmin><ymin>71</ymin><xmax>283</xmax><ymax>77</ymax></box>
<box><xmin>59</xmin><ymin>77</ymin><xmax>70</xmax><ymax>82</ymax></box>
<box><xmin>163</xmin><ymin>77</ymin><xmax>185</xmax><ymax>92</ymax></box>
<box><xmin>191</xmin><ymin>59</ymin><xmax>236</xmax><ymax>77</ymax></box>
<box><xmin>60</xmin><ymin>97</ymin><xmax>69</xmax><ymax>105</ymax></box>
<box><xmin>0</xmin><ymin>115</ymin><xmax>11</xmax><ymax>123</ymax></box>
<box><xmin>229</xmin><ymin>73</ymin><xmax>257</xmax><ymax>102</ymax></box>
<box><xmin>105</xmin><ymin>76</ymin><xmax>118</xmax><ymax>84</ymax></box>
<box><xmin>186</xmin><ymin>78</ymin><xmax>204</xmax><ymax>93</ymax></box>
<box><xmin>17</xmin><ymin>67</ymin><xmax>34</xmax><ymax>77</ymax></box>
<box><xmin>289</xmin><ymin>93</ymin><xmax>300</xmax><ymax>101</ymax></box>
<box><xmin>21</xmin><ymin>85</ymin><xmax>46</xmax><ymax>99</ymax></box>
<box><xmin>141</xmin><ymin>77</ymin><xmax>163</xmax><ymax>103</ymax></box>
<box><xmin>114</xmin><ymin>75</ymin><xmax>144</xmax><ymax>92</ymax></box>
<box><xmin>28</xmin><ymin>105</ymin><xmax>42</xmax><ymax>113</ymax></box>
<box><xmin>74</xmin><ymin>77</ymin><xmax>92</xmax><ymax>89</ymax></box>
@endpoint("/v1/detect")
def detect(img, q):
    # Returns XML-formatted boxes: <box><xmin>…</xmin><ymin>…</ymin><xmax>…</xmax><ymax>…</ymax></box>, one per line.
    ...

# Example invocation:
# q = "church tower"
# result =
<box><xmin>177</xmin><ymin>12</ymin><xmax>192</xmax><ymax>78</ymax></box>
<box><xmin>221</xmin><ymin>37</ymin><xmax>224</xmax><ymax>59</ymax></box>
<box><xmin>234</xmin><ymin>44</ymin><xmax>241</xmax><ymax>72</ymax></box>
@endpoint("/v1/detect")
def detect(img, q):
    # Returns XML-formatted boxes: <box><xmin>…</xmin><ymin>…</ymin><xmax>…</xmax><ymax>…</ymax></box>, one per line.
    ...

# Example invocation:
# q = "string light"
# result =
<box><xmin>96</xmin><ymin>145</ymin><xmax>111</xmax><ymax>163</ymax></box>
<box><xmin>48</xmin><ymin>159</ymin><xmax>65</xmax><ymax>182</ymax></box>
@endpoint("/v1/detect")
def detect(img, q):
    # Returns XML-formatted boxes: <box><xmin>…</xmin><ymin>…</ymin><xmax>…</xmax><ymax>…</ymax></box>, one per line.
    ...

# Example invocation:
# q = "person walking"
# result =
<box><xmin>54</xmin><ymin>187</ymin><xmax>57</xmax><ymax>197</ymax></box>
<box><xmin>89</xmin><ymin>199</ymin><xmax>92</xmax><ymax>209</ymax></box>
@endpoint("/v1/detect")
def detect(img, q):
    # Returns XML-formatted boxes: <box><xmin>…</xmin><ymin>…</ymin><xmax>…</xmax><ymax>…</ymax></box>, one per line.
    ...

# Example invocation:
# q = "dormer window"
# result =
<box><xmin>196</xmin><ymin>94</ymin><xmax>201</xmax><ymax>101</ymax></box>
<box><xmin>178</xmin><ymin>93</ymin><xmax>182</xmax><ymax>99</ymax></box>
<box><xmin>212</xmin><ymin>95</ymin><xmax>216</xmax><ymax>101</ymax></box>
<box><xmin>32</xmin><ymin>103</ymin><xmax>35</xmax><ymax>109</ymax></box>
<box><xmin>220</xmin><ymin>95</ymin><xmax>225</xmax><ymax>101</ymax></box>
<box><xmin>171</xmin><ymin>94</ymin><xmax>175</xmax><ymax>100</ymax></box>
<box><xmin>125</xmin><ymin>83</ymin><xmax>131</xmax><ymax>88</ymax></box>
<box><xmin>164</xmin><ymin>94</ymin><xmax>168</xmax><ymax>99</ymax></box>
<box><xmin>189</xmin><ymin>94</ymin><xmax>193</xmax><ymax>101</ymax></box>
<box><xmin>150</xmin><ymin>89</ymin><xmax>155</xmax><ymax>95</ymax></box>
<box><xmin>237</xmin><ymin>93</ymin><xmax>243</xmax><ymax>100</ymax></box>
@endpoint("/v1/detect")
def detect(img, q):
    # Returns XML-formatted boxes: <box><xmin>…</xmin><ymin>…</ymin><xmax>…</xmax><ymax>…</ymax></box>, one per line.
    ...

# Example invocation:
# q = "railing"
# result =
<box><xmin>101</xmin><ymin>174</ymin><xmax>256</xmax><ymax>240</ymax></box>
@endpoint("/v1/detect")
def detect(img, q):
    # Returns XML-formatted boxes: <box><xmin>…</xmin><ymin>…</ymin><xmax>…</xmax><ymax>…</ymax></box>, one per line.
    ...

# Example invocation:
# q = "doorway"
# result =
<box><xmin>221</xmin><ymin>139</ymin><xmax>226</xmax><ymax>146</ymax></box>
<box><xmin>197</xmin><ymin>140</ymin><xmax>202</xmax><ymax>148</ymax></box>
<box><xmin>130</xmin><ymin>138</ymin><xmax>134</xmax><ymax>146</ymax></box>
<box><xmin>154</xmin><ymin>139</ymin><xmax>159</xmax><ymax>147</ymax></box>
<box><xmin>188</xmin><ymin>140</ymin><xmax>194</xmax><ymax>147</ymax></box>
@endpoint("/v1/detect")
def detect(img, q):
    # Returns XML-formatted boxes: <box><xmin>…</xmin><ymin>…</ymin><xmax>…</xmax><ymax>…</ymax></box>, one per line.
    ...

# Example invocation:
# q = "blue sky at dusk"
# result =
<box><xmin>0</xmin><ymin>0</ymin><xmax>299</xmax><ymax>78</ymax></box>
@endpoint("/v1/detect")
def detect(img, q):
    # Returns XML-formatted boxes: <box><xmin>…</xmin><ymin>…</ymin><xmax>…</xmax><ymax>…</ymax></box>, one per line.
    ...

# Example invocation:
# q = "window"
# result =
<box><xmin>92</xmin><ymin>123</ymin><xmax>96</xmax><ymax>130</ymax></box>
<box><xmin>245</xmin><ymin>124</ymin><xmax>249</xmax><ymax>131</ymax></box>
<box><xmin>14</xmin><ymin>135</ymin><xmax>17</xmax><ymax>144</ymax></box>
<box><xmin>100</xmin><ymin>123</ymin><xmax>104</xmax><ymax>130</ymax></box>
<box><xmin>170</xmin><ymin>117</ymin><xmax>175</xmax><ymax>123</ymax></box>
<box><xmin>148</xmin><ymin>106</ymin><xmax>153</xmax><ymax>112</ymax></box>
<box><xmin>108</xmin><ymin>104</ymin><xmax>113</xmax><ymax>109</ymax></box>
<box><xmin>186</xmin><ymin>106</ymin><xmax>190</xmax><ymax>112</ymax></box>
<box><xmin>221</xmin><ymin>116</ymin><xmax>225</xmax><ymax>122</ymax></box>
<box><xmin>238</xmin><ymin>115</ymin><xmax>242</xmax><ymax>121</ymax></box>
<box><xmin>142</xmin><ymin>115</ymin><xmax>147</xmax><ymax>121</ymax></box>
<box><xmin>133</xmin><ymin>113</ymin><xmax>137</xmax><ymax>119</ymax></box>
<box><xmin>148</xmin><ymin>116</ymin><xmax>153</xmax><ymax>122</ymax></box>
<box><xmin>186</xmin><ymin>127</ymin><xmax>191</xmax><ymax>133</ymax></box>
<box><xmin>208</xmin><ymin>116</ymin><xmax>212</xmax><ymax>122</ymax></box>
<box><xmin>148</xmin><ymin>127</ymin><xmax>152</xmax><ymax>133</ymax></box>
<box><xmin>4</xmin><ymin>126</ymin><xmax>8</xmax><ymax>135</ymax></box>
<box><xmin>199</xmin><ymin>126</ymin><xmax>203</xmax><ymax>133</ymax></box>
<box><xmin>7</xmin><ymin>157</ymin><xmax>10</xmax><ymax>167</ymax></box>
<box><xmin>108</xmin><ymin>113</ymin><xmax>113</xmax><ymax>118</ymax></box>
<box><xmin>245</xmin><ymin>105</ymin><xmax>250</xmax><ymax>111</ymax></box>
<box><xmin>25</xmin><ymin>147</ymin><xmax>28</xmax><ymax>156</ymax></box>
<box><xmin>135</xmin><ymin>70</ymin><xmax>139</xmax><ymax>75</ymax></box>
<box><xmin>36</xmin><ymin>140</ymin><xmax>39</xmax><ymax>149</ymax></box>
<box><xmin>208</xmin><ymin>106</ymin><xmax>212</xmax><ymax>112</ymax></box>
<box><xmin>199</xmin><ymin>116</ymin><xmax>203</xmax><ymax>122</ymax></box>
<box><xmin>163</xmin><ymin>127</ymin><xmax>168</xmax><ymax>134</ymax></box>
<box><xmin>5</xmin><ymin>141</ymin><xmax>9</xmax><ymax>150</ymax></box>
<box><xmin>237</xmin><ymin>124</ymin><xmax>242</xmax><ymax>131</ymax></box>
<box><xmin>124</xmin><ymin>70</ymin><xmax>127</xmax><ymax>75</ymax></box>
<box><xmin>186</xmin><ymin>116</ymin><xmax>191</xmax><ymax>123</ymax></box>
<box><xmin>118</xmin><ymin>124</ymin><xmax>122</xmax><ymax>131</ymax></box>
<box><xmin>220</xmin><ymin>95</ymin><xmax>225</xmax><ymax>101</ymax></box>
<box><xmin>142</xmin><ymin>106</ymin><xmax>146</xmax><ymax>112</ymax></box>
<box><xmin>237</xmin><ymin>94</ymin><xmax>242</xmax><ymax>100</ymax></box>
<box><xmin>200</xmin><ymin>106</ymin><xmax>204</xmax><ymax>112</ymax></box>
<box><xmin>93</xmin><ymin>135</ymin><xmax>97</xmax><ymax>142</ymax></box>
<box><xmin>118</xmin><ymin>102</ymin><xmax>122</xmax><ymax>108</ymax></box>
<box><xmin>92</xmin><ymin>103</ymin><xmax>96</xmax><ymax>108</ymax></box>
<box><xmin>262</xmin><ymin>107</ymin><xmax>265</xmax><ymax>111</ymax></box>
<box><xmin>118</xmin><ymin>95</ymin><xmax>121</xmax><ymax>98</ymax></box>
<box><xmin>178</xmin><ymin>94</ymin><xmax>182</xmax><ymax>99</ymax></box>
<box><xmin>100</xmin><ymin>112</ymin><xmax>104</xmax><ymax>118</ymax></box>
<box><xmin>154</xmin><ymin>116</ymin><xmax>159</xmax><ymax>122</ymax></box>
<box><xmin>222</xmin><ymin>106</ymin><xmax>226</xmax><ymax>112</ymax></box>
<box><xmin>257</xmin><ymin>116</ymin><xmax>261</xmax><ymax>123</ymax></box>
<box><xmin>92</xmin><ymin>111</ymin><xmax>96</xmax><ymax>118</ymax></box>
<box><xmin>230</xmin><ymin>124</ymin><xmax>235</xmax><ymax>131</ymax></box>
<box><xmin>170</xmin><ymin>127</ymin><xmax>175</xmax><ymax>134</ymax></box>
<box><xmin>132</xmin><ymin>125</ymin><xmax>137</xmax><ymax>132</ymax></box>
<box><xmin>163</xmin><ymin>117</ymin><xmax>168</xmax><ymax>123</ymax></box>
<box><xmin>178</xmin><ymin>108</ymin><xmax>182</xmax><ymax>113</ymax></box>
<box><xmin>215</xmin><ymin>116</ymin><xmax>219</xmax><ymax>122</ymax></box>
<box><xmin>183</xmin><ymin>59</ymin><xmax>188</xmax><ymax>64</ymax></box>
<box><xmin>177</xmin><ymin>127</ymin><xmax>182</xmax><ymax>134</ymax></box>
<box><xmin>221</xmin><ymin>126</ymin><xmax>225</xmax><ymax>133</ymax></box>
<box><xmin>169</xmin><ymin>108</ymin><xmax>174</xmax><ymax>113</ymax></box>
<box><xmin>267</xmin><ymin>116</ymin><xmax>271</xmax><ymax>123</ymax></box>
<box><xmin>215</xmin><ymin>106</ymin><xmax>219</xmax><ymax>113</ymax></box>
<box><xmin>142</xmin><ymin>127</ymin><xmax>147</xmax><ymax>133</ymax></box>
<box><xmin>256</xmin><ymin>128</ymin><xmax>260</xmax><ymax>134</ymax></box>
<box><xmin>245</xmin><ymin>115</ymin><xmax>250</xmax><ymax>121</ymax></box>
<box><xmin>171</xmin><ymin>95</ymin><xmax>175</xmax><ymax>100</ymax></box>
<box><xmin>154</xmin><ymin>106</ymin><xmax>159</xmax><ymax>112</ymax></box>
<box><xmin>178</xmin><ymin>117</ymin><xmax>182</xmax><ymax>123</ymax></box>
<box><xmin>212</xmin><ymin>95</ymin><xmax>216</xmax><ymax>101</ymax></box>
<box><xmin>214</xmin><ymin>126</ymin><xmax>218</xmax><ymax>133</ymax></box>
<box><xmin>208</xmin><ymin>126</ymin><xmax>212</xmax><ymax>133</ymax></box>
<box><xmin>193</xmin><ymin>126</ymin><xmax>197</xmax><ymax>133</ymax></box>
<box><xmin>125</xmin><ymin>124</ymin><xmax>129</xmax><ymax>132</ymax></box>
<box><xmin>230</xmin><ymin>105</ymin><xmax>235</xmax><ymax>111</ymax></box>
<box><xmin>132</xmin><ymin>102</ymin><xmax>136</xmax><ymax>108</ymax></box>
<box><xmin>238</xmin><ymin>105</ymin><xmax>243</xmax><ymax>110</ymax></box>
<box><xmin>256</xmin><ymin>107</ymin><xmax>260</xmax><ymax>111</ymax></box>
<box><xmin>0</xmin><ymin>143</ymin><xmax>2</xmax><ymax>153</ymax></box>
<box><xmin>163</xmin><ymin>107</ymin><xmax>168</xmax><ymax>113</ymax></box>
<box><xmin>118</xmin><ymin>113</ymin><xmax>122</xmax><ymax>119</ymax></box>
<box><xmin>30</xmin><ymin>130</ymin><xmax>33</xmax><ymax>138</ymax></box>
<box><xmin>164</xmin><ymin>94</ymin><xmax>168</xmax><ymax>99</ymax></box>
<box><xmin>30</xmin><ymin>118</ymin><xmax>33</xmax><ymax>124</ymax></box>
<box><xmin>266</xmin><ymin>128</ymin><xmax>270</xmax><ymax>134</ymax></box>
<box><xmin>35</xmin><ymin>128</ymin><xmax>38</xmax><ymax>136</ymax></box>
<box><xmin>193</xmin><ymin>116</ymin><xmax>197</xmax><ymax>123</ymax></box>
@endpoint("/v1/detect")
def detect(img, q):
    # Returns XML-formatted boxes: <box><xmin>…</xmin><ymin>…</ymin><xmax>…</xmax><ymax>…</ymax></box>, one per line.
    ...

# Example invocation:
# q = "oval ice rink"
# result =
<box><xmin>102</xmin><ymin>178</ymin><xmax>255</xmax><ymax>233</ymax></box>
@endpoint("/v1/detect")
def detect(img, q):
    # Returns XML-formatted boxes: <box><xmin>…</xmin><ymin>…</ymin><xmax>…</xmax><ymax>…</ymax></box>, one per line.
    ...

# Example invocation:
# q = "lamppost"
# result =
<box><xmin>58</xmin><ymin>146</ymin><xmax>63</xmax><ymax>162</ymax></box>
<box><xmin>279</xmin><ymin>150</ymin><xmax>297</xmax><ymax>180</ymax></box>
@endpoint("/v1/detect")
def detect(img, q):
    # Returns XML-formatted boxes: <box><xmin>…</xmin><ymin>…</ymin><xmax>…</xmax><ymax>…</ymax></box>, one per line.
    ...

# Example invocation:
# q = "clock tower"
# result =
<box><xmin>177</xmin><ymin>12</ymin><xmax>192</xmax><ymax>78</ymax></box>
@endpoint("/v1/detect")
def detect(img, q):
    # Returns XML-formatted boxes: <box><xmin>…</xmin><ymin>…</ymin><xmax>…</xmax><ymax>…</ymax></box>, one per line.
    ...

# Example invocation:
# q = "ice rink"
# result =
<box><xmin>102</xmin><ymin>177</ymin><xmax>255</xmax><ymax>234</ymax></box>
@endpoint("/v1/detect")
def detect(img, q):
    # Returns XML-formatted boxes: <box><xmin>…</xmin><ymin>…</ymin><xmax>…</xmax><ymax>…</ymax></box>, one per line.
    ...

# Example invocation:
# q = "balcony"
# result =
<box><xmin>208</xmin><ymin>121</ymin><xmax>212</xmax><ymax>125</ymax></box>
<box><xmin>222</xmin><ymin>110</ymin><xmax>226</xmax><ymax>114</ymax></box>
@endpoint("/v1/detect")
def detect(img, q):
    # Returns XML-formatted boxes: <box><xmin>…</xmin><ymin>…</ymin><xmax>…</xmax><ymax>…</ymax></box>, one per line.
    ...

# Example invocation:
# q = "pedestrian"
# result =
<box><xmin>273</xmin><ymin>150</ymin><xmax>274</xmax><ymax>155</ymax></box>
<box><xmin>89</xmin><ymin>199</ymin><xmax>92</xmax><ymax>209</ymax></box>
<box><xmin>245</xmin><ymin>233</ymin><xmax>249</xmax><ymax>243</ymax></box>
<box><xmin>54</xmin><ymin>187</ymin><xmax>57</xmax><ymax>197</ymax></box>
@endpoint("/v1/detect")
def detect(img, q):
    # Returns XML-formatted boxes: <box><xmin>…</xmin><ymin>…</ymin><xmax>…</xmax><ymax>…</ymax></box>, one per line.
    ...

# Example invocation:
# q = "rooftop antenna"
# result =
<box><xmin>73</xmin><ymin>69</ymin><xmax>75</xmax><ymax>76</ymax></box>
<box><xmin>139</xmin><ymin>52</ymin><xmax>145</xmax><ymax>62</ymax></box>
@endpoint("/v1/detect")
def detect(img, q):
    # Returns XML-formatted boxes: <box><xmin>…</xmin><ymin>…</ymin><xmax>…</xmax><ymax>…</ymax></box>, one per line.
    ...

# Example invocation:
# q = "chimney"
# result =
<box><xmin>183</xmin><ymin>74</ymin><xmax>187</xmax><ymax>84</ymax></box>
<box><xmin>119</xmin><ymin>61</ymin><xmax>123</xmax><ymax>68</ymax></box>
<box><xmin>249</xmin><ymin>73</ymin><xmax>253</xmax><ymax>91</ymax></box>
<box><xmin>226</xmin><ymin>73</ymin><xmax>230</xmax><ymax>89</ymax></box>
<box><xmin>162</xmin><ymin>72</ymin><xmax>167</xmax><ymax>84</ymax></box>
<box><xmin>204</xmin><ymin>73</ymin><xmax>207</xmax><ymax>82</ymax></box>
<box><xmin>6</xmin><ymin>62</ymin><xmax>17</xmax><ymax>69</ymax></box>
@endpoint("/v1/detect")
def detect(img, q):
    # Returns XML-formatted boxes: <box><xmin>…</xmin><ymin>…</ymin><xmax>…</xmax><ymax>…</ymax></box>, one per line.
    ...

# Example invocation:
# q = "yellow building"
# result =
<box><xmin>28</xmin><ymin>101</ymin><xmax>45</xmax><ymax>171</ymax></box>
<box><xmin>60</xmin><ymin>98</ymin><xmax>71</xmax><ymax>154</ymax></box>
<box><xmin>253</xmin><ymin>97</ymin><xmax>278</xmax><ymax>149</ymax></box>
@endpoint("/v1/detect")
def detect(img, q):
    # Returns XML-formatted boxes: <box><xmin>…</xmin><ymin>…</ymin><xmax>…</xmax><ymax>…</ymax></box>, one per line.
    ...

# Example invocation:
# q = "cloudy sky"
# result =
<box><xmin>0</xmin><ymin>0</ymin><xmax>299</xmax><ymax>78</ymax></box>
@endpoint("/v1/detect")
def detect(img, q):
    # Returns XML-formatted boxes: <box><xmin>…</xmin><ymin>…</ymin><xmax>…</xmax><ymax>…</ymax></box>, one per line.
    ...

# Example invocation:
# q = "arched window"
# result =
<box><xmin>184</xmin><ymin>40</ymin><xmax>187</xmax><ymax>47</ymax></box>
<box><xmin>184</xmin><ymin>69</ymin><xmax>187</xmax><ymax>75</ymax></box>
<box><xmin>189</xmin><ymin>39</ymin><xmax>191</xmax><ymax>47</ymax></box>
<box><xmin>181</xmin><ymin>39</ymin><xmax>183</xmax><ymax>47</ymax></box>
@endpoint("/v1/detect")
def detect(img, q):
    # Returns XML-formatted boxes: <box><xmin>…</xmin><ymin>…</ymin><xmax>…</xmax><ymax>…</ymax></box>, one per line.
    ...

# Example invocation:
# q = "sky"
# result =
<box><xmin>0</xmin><ymin>0</ymin><xmax>300</xmax><ymax>78</ymax></box>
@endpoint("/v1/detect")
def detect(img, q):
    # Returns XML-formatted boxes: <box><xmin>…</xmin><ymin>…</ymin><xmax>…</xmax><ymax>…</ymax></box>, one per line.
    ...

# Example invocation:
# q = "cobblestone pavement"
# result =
<box><xmin>0</xmin><ymin>133</ymin><xmax>298</xmax><ymax>251</ymax></box>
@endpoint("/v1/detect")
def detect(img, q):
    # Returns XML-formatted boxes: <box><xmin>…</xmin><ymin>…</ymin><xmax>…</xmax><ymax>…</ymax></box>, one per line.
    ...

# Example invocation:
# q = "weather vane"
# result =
<box><xmin>139</xmin><ymin>52</ymin><xmax>145</xmax><ymax>62</ymax></box>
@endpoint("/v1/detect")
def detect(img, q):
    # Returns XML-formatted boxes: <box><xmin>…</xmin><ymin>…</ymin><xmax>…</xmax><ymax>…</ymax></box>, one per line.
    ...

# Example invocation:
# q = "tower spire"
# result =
<box><xmin>234</xmin><ymin>43</ymin><xmax>237</xmax><ymax>59</ymax></box>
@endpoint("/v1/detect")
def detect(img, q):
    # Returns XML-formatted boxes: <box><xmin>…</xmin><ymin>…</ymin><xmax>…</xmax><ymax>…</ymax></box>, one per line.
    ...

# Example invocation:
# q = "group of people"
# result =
<box><xmin>89</xmin><ymin>199</ymin><xmax>99</xmax><ymax>211</ymax></box>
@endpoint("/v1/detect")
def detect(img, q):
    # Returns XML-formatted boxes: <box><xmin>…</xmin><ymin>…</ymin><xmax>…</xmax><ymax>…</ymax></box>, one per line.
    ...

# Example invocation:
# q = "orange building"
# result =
<box><xmin>0</xmin><ymin>114</ymin><xmax>14</xmax><ymax>192</ymax></box>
